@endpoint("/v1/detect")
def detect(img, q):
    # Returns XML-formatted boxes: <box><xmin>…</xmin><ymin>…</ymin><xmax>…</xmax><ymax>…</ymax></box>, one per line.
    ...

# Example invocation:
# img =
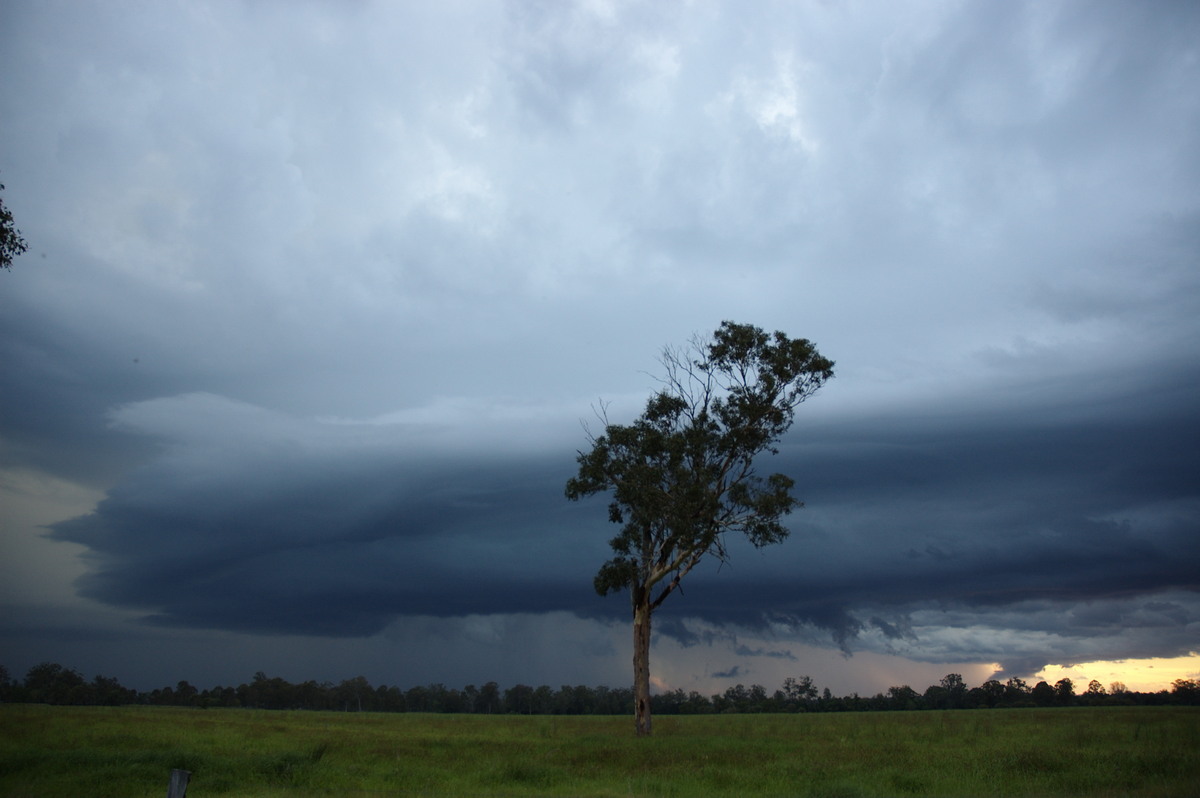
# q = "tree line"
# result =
<box><xmin>4</xmin><ymin>663</ymin><xmax>1198</xmax><ymax>713</ymax></box>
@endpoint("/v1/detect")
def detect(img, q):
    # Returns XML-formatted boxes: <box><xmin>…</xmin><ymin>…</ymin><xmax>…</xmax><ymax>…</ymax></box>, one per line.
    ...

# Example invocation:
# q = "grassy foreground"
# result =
<box><xmin>1</xmin><ymin>704</ymin><xmax>1197</xmax><ymax>797</ymax></box>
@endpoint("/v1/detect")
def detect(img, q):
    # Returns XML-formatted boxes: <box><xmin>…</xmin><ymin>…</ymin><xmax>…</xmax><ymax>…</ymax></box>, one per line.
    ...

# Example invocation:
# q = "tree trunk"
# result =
<box><xmin>633</xmin><ymin>599</ymin><xmax>652</xmax><ymax>737</ymax></box>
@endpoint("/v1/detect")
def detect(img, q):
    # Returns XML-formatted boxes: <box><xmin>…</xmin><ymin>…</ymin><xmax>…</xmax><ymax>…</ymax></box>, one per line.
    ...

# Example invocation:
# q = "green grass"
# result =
<box><xmin>1</xmin><ymin>705</ymin><xmax>1197</xmax><ymax>797</ymax></box>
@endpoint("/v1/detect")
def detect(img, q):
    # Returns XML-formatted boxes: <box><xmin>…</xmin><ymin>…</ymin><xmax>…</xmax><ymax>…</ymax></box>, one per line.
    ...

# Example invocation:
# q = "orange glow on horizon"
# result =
<box><xmin>1036</xmin><ymin>653</ymin><xmax>1200</xmax><ymax>693</ymax></box>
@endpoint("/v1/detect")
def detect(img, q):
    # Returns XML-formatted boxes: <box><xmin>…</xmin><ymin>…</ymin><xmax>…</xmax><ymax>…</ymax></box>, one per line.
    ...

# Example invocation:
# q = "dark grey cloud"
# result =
<box><xmin>623</xmin><ymin>357</ymin><xmax>1199</xmax><ymax>670</ymax></box>
<box><xmin>46</xmin><ymin>394</ymin><xmax>608</xmax><ymax>637</ymax></box>
<box><xmin>41</xmin><ymin>353</ymin><xmax>1200</xmax><ymax>679</ymax></box>
<box><xmin>733</xmin><ymin>645</ymin><xmax>797</xmax><ymax>662</ymax></box>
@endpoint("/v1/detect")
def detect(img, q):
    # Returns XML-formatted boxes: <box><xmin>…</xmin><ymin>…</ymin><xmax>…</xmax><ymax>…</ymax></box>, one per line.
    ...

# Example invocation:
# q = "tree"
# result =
<box><xmin>1083</xmin><ymin>679</ymin><xmax>1107</xmax><ymax>705</ymax></box>
<box><xmin>1053</xmin><ymin>677</ymin><xmax>1075</xmax><ymax>706</ymax></box>
<box><xmin>922</xmin><ymin>683</ymin><xmax>948</xmax><ymax>710</ymax></box>
<box><xmin>1170</xmin><ymin>678</ymin><xmax>1200</xmax><ymax>705</ymax></box>
<box><xmin>478</xmin><ymin>681</ymin><xmax>502</xmax><ymax>714</ymax></box>
<box><xmin>0</xmin><ymin>665</ymin><xmax>14</xmax><ymax>702</ymax></box>
<box><xmin>887</xmin><ymin>684</ymin><xmax>920</xmax><ymax>711</ymax></box>
<box><xmin>1003</xmin><ymin>677</ymin><xmax>1032</xmax><ymax>707</ymax></box>
<box><xmin>175</xmin><ymin>680</ymin><xmax>199</xmax><ymax>706</ymax></box>
<box><xmin>978</xmin><ymin>679</ymin><xmax>1006</xmax><ymax>708</ymax></box>
<box><xmin>940</xmin><ymin>673</ymin><xmax>968</xmax><ymax>709</ymax></box>
<box><xmin>782</xmin><ymin>675</ymin><xmax>819</xmax><ymax>710</ymax></box>
<box><xmin>91</xmin><ymin>675</ymin><xmax>136</xmax><ymax>706</ymax></box>
<box><xmin>1031</xmin><ymin>680</ymin><xmax>1056</xmax><ymax>707</ymax></box>
<box><xmin>566</xmin><ymin>321</ymin><xmax>834</xmax><ymax>736</ymax></box>
<box><xmin>24</xmin><ymin>662</ymin><xmax>88</xmax><ymax>705</ymax></box>
<box><xmin>504</xmin><ymin>684</ymin><xmax>535</xmax><ymax>714</ymax></box>
<box><xmin>1</xmin><ymin>182</ymin><xmax>29</xmax><ymax>270</ymax></box>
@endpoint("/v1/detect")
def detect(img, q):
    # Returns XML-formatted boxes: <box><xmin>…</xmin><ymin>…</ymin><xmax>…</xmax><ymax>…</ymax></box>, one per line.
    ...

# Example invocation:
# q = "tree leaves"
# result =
<box><xmin>0</xmin><ymin>182</ymin><xmax>30</xmax><ymax>271</ymax></box>
<box><xmin>566</xmin><ymin>321</ymin><xmax>834</xmax><ymax>606</ymax></box>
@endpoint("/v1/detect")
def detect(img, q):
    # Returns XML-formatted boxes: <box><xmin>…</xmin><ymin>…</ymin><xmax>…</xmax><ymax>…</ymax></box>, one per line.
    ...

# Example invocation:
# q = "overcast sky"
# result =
<box><xmin>2</xmin><ymin>0</ymin><xmax>1198</xmax><ymax>696</ymax></box>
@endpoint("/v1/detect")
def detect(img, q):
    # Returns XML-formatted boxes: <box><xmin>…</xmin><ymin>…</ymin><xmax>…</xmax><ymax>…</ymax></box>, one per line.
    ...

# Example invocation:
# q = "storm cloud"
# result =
<box><xmin>2</xmin><ymin>0</ymin><xmax>1198</xmax><ymax>692</ymax></box>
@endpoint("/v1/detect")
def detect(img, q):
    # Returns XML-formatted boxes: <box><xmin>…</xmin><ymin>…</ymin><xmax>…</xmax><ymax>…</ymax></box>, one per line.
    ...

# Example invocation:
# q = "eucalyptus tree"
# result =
<box><xmin>566</xmin><ymin>321</ymin><xmax>834</xmax><ymax>736</ymax></box>
<box><xmin>0</xmin><ymin>181</ymin><xmax>28</xmax><ymax>270</ymax></box>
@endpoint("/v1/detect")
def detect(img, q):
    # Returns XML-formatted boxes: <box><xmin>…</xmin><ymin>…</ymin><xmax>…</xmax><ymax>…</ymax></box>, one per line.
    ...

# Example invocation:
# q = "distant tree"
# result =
<box><xmin>1082</xmin><ymin>679</ymin><xmax>1107</xmax><ymax>706</ymax></box>
<box><xmin>149</xmin><ymin>685</ymin><xmax>176</xmax><ymax>706</ymax></box>
<box><xmin>1003</xmin><ymin>677</ymin><xmax>1032</xmax><ymax>707</ymax></box>
<box><xmin>1031</xmin><ymin>680</ymin><xmax>1056</xmax><ymax>707</ymax></box>
<box><xmin>922</xmin><ymin>683</ymin><xmax>948</xmax><ymax>710</ymax></box>
<box><xmin>403</xmin><ymin>684</ymin><xmax>431</xmax><ymax>713</ymax></box>
<box><xmin>442</xmin><ymin>684</ymin><xmax>468</xmax><ymax>713</ymax></box>
<box><xmin>0</xmin><ymin>665</ymin><xmax>16</xmax><ymax>702</ymax></box>
<box><xmin>175</xmin><ymin>680</ymin><xmax>199</xmax><ymax>706</ymax></box>
<box><xmin>940</xmin><ymin>673</ymin><xmax>968</xmax><ymax>709</ymax></box>
<box><xmin>722</xmin><ymin>684</ymin><xmax>752</xmax><ymax>713</ymax></box>
<box><xmin>1107</xmin><ymin>681</ymin><xmax>1135</xmax><ymax>705</ymax></box>
<box><xmin>681</xmin><ymin>690</ymin><xmax>713</xmax><ymax>714</ymax></box>
<box><xmin>566</xmin><ymin>321</ymin><xmax>833</xmax><ymax>736</ymax></box>
<box><xmin>254</xmin><ymin>674</ymin><xmax>299</xmax><ymax>710</ymax></box>
<box><xmin>532</xmin><ymin>685</ymin><xmax>555</xmax><ymax>715</ymax></box>
<box><xmin>478</xmin><ymin>681</ymin><xmax>502</xmax><ymax>714</ymax></box>
<box><xmin>1170</xmin><ymin>678</ymin><xmax>1200</xmax><ymax>705</ymax></box>
<box><xmin>1</xmin><ymin>181</ymin><xmax>29</xmax><ymax>270</ymax></box>
<box><xmin>887</xmin><ymin>685</ymin><xmax>920</xmax><ymax>711</ymax></box>
<box><xmin>505</xmin><ymin>684</ymin><xmax>534</xmax><ymax>714</ymax></box>
<box><xmin>376</xmin><ymin>684</ymin><xmax>403</xmax><ymax>712</ymax></box>
<box><xmin>462</xmin><ymin>684</ymin><xmax>480</xmax><ymax>713</ymax></box>
<box><xmin>1053</xmin><ymin>677</ymin><xmax>1075</xmax><ymax>706</ymax></box>
<box><xmin>298</xmin><ymin>680</ymin><xmax>333</xmax><ymax>711</ymax></box>
<box><xmin>24</xmin><ymin>662</ymin><xmax>88</xmax><ymax>705</ymax></box>
<box><xmin>747</xmin><ymin>684</ymin><xmax>769</xmax><ymax>712</ymax></box>
<box><xmin>566</xmin><ymin>684</ymin><xmax>596</xmax><ymax>714</ymax></box>
<box><xmin>978</xmin><ymin>679</ymin><xmax>1006</xmax><ymax>708</ymax></box>
<box><xmin>651</xmin><ymin>688</ymin><xmax>686</xmax><ymax>715</ymax></box>
<box><xmin>89</xmin><ymin>675</ymin><xmax>134</xmax><ymax>707</ymax></box>
<box><xmin>782</xmin><ymin>675</ymin><xmax>819</xmax><ymax>710</ymax></box>
<box><xmin>206</xmin><ymin>685</ymin><xmax>240</xmax><ymax>708</ymax></box>
<box><xmin>422</xmin><ymin>683</ymin><xmax>452</xmax><ymax>713</ymax></box>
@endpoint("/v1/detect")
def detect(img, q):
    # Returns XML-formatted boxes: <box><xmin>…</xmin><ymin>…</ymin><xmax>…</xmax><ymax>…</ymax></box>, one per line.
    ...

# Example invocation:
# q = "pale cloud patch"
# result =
<box><xmin>624</xmin><ymin>38</ymin><xmax>682</xmax><ymax>108</ymax></box>
<box><xmin>715</xmin><ymin>51</ymin><xmax>821</xmax><ymax>154</ymax></box>
<box><xmin>108</xmin><ymin>391</ymin><xmax>589</xmax><ymax>460</ymax></box>
<box><xmin>0</xmin><ymin>469</ymin><xmax>103</xmax><ymax>609</ymax></box>
<box><xmin>417</xmin><ymin>147</ymin><xmax>499</xmax><ymax>227</ymax></box>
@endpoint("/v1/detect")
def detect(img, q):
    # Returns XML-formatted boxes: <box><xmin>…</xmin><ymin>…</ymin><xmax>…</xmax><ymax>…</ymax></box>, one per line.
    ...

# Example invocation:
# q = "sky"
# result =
<box><xmin>1</xmin><ymin>0</ymin><xmax>1198</xmax><ymax>697</ymax></box>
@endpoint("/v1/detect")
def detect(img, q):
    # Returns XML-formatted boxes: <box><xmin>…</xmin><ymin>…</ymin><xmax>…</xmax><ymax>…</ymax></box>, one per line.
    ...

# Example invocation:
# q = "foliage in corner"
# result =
<box><xmin>0</xmin><ymin>181</ymin><xmax>29</xmax><ymax>270</ymax></box>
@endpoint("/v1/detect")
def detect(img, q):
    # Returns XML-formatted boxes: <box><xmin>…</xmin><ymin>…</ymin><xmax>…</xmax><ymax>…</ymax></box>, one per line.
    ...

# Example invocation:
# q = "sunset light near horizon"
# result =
<box><xmin>1038</xmin><ymin>653</ymin><xmax>1200</xmax><ymax>694</ymax></box>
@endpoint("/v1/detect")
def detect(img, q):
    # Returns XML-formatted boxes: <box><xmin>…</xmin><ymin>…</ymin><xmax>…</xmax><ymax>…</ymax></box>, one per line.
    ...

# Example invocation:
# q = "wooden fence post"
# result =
<box><xmin>166</xmin><ymin>768</ymin><xmax>190</xmax><ymax>798</ymax></box>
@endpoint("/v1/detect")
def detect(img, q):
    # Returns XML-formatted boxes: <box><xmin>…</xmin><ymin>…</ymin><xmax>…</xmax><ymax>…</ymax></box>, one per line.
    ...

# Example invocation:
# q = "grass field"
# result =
<box><xmin>1</xmin><ymin>704</ymin><xmax>1197</xmax><ymax>797</ymax></box>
